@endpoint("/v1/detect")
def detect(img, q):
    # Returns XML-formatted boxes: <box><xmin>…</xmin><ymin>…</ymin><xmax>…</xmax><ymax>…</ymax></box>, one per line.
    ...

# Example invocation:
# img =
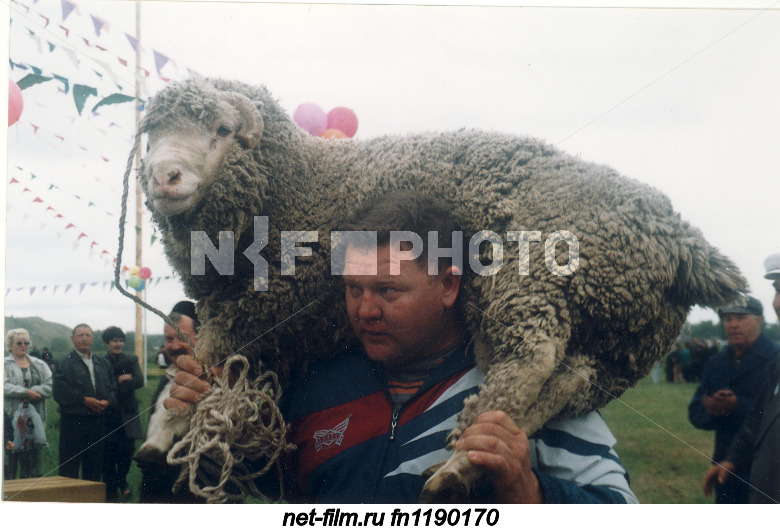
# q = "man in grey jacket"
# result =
<box><xmin>53</xmin><ymin>324</ymin><xmax>117</xmax><ymax>482</ymax></box>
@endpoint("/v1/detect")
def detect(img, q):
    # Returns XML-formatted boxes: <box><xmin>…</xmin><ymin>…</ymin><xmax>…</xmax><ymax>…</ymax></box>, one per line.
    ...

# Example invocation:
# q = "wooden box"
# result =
<box><xmin>3</xmin><ymin>476</ymin><xmax>105</xmax><ymax>502</ymax></box>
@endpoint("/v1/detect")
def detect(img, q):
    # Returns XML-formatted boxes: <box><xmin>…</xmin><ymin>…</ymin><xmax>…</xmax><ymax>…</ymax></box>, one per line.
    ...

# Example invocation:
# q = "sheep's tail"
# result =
<box><xmin>672</xmin><ymin>222</ymin><xmax>748</xmax><ymax>309</ymax></box>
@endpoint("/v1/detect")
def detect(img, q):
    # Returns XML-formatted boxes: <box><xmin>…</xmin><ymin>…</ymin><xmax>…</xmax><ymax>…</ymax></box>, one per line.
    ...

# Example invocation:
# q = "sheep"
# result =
<box><xmin>132</xmin><ymin>76</ymin><xmax>746</xmax><ymax>502</ymax></box>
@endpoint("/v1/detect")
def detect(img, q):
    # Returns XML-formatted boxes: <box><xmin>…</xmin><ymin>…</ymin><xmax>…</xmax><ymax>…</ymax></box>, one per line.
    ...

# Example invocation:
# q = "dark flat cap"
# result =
<box><xmin>718</xmin><ymin>295</ymin><xmax>763</xmax><ymax>317</ymax></box>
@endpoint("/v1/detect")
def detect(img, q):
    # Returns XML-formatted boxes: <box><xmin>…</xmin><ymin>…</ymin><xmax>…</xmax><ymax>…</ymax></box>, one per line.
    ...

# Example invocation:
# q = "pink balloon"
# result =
<box><xmin>326</xmin><ymin>107</ymin><xmax>358</xmax><ymax>138</ymax></box>
<box><xmin>9</xmin><ymin>80</ymin><xmax>23</xmax><ymax>127</ymax></box>
<box><xmin>293</xmin><ymin>103</ymin><xmax>327</xmax><ymax>136</ymax></box>
<box><xmin>139</xmin><ymin>267</ymin><xmax>152</xmax><ymax>279</ymax></box>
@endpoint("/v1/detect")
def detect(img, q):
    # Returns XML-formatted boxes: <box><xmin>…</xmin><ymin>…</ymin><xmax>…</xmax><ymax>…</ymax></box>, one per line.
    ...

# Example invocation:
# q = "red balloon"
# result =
<box><xmin>139</xmin><ymin>267</ymin><xmax>152</xmax><ymax>279</ymax></box>
<box><xmin>327</xmin><ymin>107</ymin><xmax>358</xmax><ymax>138</ymax></box>
<box><xmin>320</xmin><ymin>128</ymin><xmax>347</xmax><ymax>140</ymax></box>
<box><xmin>293</xmin><ymin>103</ymin><xmax>327</xmax><ymax>136</ymax></box>
<box><xmin>8</xmin><ymin>80</ymin><xmax>23</xmax><ymax>127</ymax></box>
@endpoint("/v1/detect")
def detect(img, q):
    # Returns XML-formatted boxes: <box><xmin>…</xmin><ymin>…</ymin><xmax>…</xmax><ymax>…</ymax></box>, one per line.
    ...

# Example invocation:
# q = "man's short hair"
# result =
<box><xmin>72</xmin><ymin>323</ymin><xmax>92</xmax><ymax>336</ymax></box>
<box><xmin>102</xmin><ymin>326</ymin><xmax>126</xmax><ymax>344</ymax></box>
<box><xmin>341</xmin><ymin>191</ymin><xmax>467</xmax><ymax>277</ymax></box>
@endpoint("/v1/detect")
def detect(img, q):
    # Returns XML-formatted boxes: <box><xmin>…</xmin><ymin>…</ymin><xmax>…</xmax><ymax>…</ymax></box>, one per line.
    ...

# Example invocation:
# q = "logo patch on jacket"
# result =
<box><xmin>314</xmin><ymin>415</ymin><xmax>351</xmax><ymax>452</ymax></box>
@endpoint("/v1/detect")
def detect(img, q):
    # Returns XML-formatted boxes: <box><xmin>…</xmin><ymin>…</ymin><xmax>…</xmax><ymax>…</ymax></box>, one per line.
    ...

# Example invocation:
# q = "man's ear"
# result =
<box><xmin>440</xmin><ymin>266</ymin><xmax>462</xmax><ymax>309</ymax></box>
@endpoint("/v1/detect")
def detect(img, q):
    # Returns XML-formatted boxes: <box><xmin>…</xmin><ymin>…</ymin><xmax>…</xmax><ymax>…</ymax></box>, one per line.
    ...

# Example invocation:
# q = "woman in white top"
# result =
<box><xmin>3</xmin><ymin>328</ymin><xmax>53</xmax><ymax>479</ymax></box>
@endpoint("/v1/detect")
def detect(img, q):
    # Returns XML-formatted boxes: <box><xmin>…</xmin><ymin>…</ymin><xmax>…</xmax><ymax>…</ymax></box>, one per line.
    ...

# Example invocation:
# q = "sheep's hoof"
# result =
<box><xmin>133</xmin><ymin>444</ymin><xmax>169</xmax><ymax>466</ymax></box>
<box><xmin>419</xmin><ymin>469</ymin><xmax>470</xmax><ymax>503</ymax></box>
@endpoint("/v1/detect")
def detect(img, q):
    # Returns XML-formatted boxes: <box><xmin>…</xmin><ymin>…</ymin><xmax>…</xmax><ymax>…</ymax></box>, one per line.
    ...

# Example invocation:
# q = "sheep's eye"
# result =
<box><xmin>216</xmin><ymin>125</ymin><xmax>233</xmax><ymax>137</ymax></box>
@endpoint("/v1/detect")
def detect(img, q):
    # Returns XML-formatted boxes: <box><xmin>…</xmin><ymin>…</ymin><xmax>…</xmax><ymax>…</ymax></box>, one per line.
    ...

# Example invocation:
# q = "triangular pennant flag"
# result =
<box><xmin>79</xmin><ymin>283</ymin><xmax>86</xmax><ymax>293</ymax></box>
<box><xmin>153</xmin><ymin>50</ymin><xmax>169</xmax><ymax>75</ymax></box>
<box><xmin>65</xmin><ymin>284</ymin><xmax>72</xmax><ymax>293</ymax></box>
<box><xmin>30</xmin><ymin>287</ymin><xmax>36</xmax><ymax>295</ymax></box>
<box><xmin>90</xmin><ymin>15</ymin><xmax>107</xmax><ymax>36</ymax></box>
<box><xmin>29</xmin><ymin>64</ymin><xmax>42</xmax><ymax>75</ymax></box>
<box><xmin>17</xmin><ymin>73</ymin><xmax>53</xmax><ymax>90</ymax></box>
<box><xmin>91</xmin><ymin>93</ymin><xmax>135</xmax><ymax>113</ymax></box>
<box><xmin>58</xmin><ymin>24</ymin><xmax>69</xmax><ymax>38</ymax></box>
<box><xmin>62</xmin><ymin>48</ymin><xmax>79</xmax><ymax>68</ymax></box>
<box><xmin>32</xmin><ymin>197</ymin><xmax>43</xmax><ymax>203</ymax></box>
<box><xmin>77</xmin><ymin>232</ymin><xmax>88</xmax><ymax>240</ymax></box>
<box><xmin>64</xmin><ymin>223</ymin><xmax>75</xmax><ymax>229</ymax></box>
<box><xmin>53</xmin><ymin>285</ymin><xmax>59</xmax><ymax>294</ymax></box>
<box><xmin>52</xmin><ymin>74</ymin><xmax>69</xmax><ymax>94</ymax></box>
<box><xmin>10</xmin><ymin>178</ymin><xmax>19</xmax><ymax>184</ymax></box>
<box><xmin>40</xmin><ymin>14</ymin><xmax>50</xmax><ymax>28</ymax></box>
<box><xmin>42</xmin><ymin>286</ymin><xmax>47</xmax><ymax>293</ymax></box>
<box><xmin>73</xmin><ymin>84</ymin><xmax>98</xmax><ymax>115</ymax></box>
<box><xmin>125</xmin><ymin>33</ymin><xmax>139</xmax><ymax>52</ymax></box>
<box><xmin>61</xmin><ymin>0</ymin><xmax>76</xmax><ymax>22</ymax></box>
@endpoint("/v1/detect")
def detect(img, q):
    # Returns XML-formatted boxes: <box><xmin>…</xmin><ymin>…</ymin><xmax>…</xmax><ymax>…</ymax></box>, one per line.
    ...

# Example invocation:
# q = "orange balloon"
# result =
<box><xmin>320</xmin><ymin>128</ymin><xmax>347</xmax><ymax>140</ymax></box>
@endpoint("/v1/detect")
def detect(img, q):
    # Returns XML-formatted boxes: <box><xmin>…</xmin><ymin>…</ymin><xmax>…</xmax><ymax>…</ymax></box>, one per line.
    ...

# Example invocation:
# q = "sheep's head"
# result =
<box><xmin>141</xmin><ymin>80</ymin><xmax>264</xmax><ymax>218</ymax></box>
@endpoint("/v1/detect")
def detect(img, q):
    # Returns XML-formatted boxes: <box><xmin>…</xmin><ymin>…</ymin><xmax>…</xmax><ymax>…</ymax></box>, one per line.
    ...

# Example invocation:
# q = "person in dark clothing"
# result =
<box><xmin>53</xmin><ymin>324</ymin><xmax>118</xmax><ymax>482</ymax></box>
<box><xmin>689</xmin><ymin>296</ymin><xmax>779</xmax><ymax>503</ymax></box>
<box><xmin>702</xmin><ymin>254</ymin><xmax>780</xmax><ymax>503</ymax></box>
<box><xmin>101</xmin><ymin>326</ymin><xmax>144</xmax><ymax>500</ymax></box>
<box><xmin>136</xmin><ymin>301</ymin><xmax>204</xmax><ymax>503</ymax></box>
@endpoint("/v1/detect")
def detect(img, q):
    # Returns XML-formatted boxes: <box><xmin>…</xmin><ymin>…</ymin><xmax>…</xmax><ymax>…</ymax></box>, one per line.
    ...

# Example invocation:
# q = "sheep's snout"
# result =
<box><xmin>152</xmin><ymin>166</ymin><xmax>183</xmax><ymax>191</ymax></box>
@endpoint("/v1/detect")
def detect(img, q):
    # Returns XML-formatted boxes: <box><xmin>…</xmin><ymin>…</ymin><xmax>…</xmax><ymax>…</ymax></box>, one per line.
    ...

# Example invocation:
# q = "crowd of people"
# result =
<box><xmin>2</xmin><ymin>301</ymin><xmax>200</xmax><ymax>502</ymax></box>
<box><xmin>3</xmin><ymin>191</ymin><xmax>779</xmax><ymax>504</ymax></box>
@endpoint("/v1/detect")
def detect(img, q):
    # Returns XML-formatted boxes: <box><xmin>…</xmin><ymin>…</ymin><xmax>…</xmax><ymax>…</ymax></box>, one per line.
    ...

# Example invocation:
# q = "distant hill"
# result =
<box><xmin>4</xmin><ymin>315</ymin><xmax>72</xmax><ymax>355</ymax></box>
<box><xmin>3</xmin><ymin>315</ymin><xmax>164</xmax><ymax>361</ymax></box>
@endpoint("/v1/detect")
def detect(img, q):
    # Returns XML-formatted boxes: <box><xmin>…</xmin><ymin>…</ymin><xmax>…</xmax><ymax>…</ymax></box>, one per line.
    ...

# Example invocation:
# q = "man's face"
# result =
<box><xmin>107</xmin><ymin>337</ymin><xmax>125</xmax><ymax>356</ymax></box>
<box><xmin>163</xmin><ymin>316</ymin><xmax>198</xmax><ymax>362</ymax></box>
<box><xmin>344</xmin><ymin>244</ymin><xmax>461</xmax><ymax>367</ymax></box>
<box><xmin>773</xmin><ymin>280</ymin><xmax>780</xmax><ymax>321</ymax></box>
<box><xmin>722</xmin><ymin>313</ymin><xmax>762</xmax><ymax>351</ymax></box>
<box><xmin>71</xmin><ymin>326</ymin><xmax>94</xmax><ymax>354</ymax></box>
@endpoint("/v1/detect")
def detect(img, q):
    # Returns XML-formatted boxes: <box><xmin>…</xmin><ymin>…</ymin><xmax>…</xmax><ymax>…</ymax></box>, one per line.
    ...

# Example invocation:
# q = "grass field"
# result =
<box><xmin>28</xmin><ymin>373</ymin><xmax>714</xmax><ymax>503</ymax></box>
<box><xmin>601</xmin><ymin>376</ymin><xmax>715</xmax><ymax>504</ymax></box>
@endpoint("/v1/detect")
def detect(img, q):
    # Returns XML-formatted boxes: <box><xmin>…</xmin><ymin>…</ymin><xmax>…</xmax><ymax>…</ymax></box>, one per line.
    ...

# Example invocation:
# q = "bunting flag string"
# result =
<box><xmin>13</xmin><ymin>61</ymin><xmax>143</xmax><ymax>117</ymax></box>
<box><xmin>9</xmin><ymin>3</ymin><xmax>199</xmax><ymax>93</ymax></box>
<box><xmin>9</xmin><ymin>110</ymin><xmax>133</xmax><ymax>165</ymax></box>
<box><xmin>10</xmin><ymin>165</ymin><xmax>127</xmax><ymax>224</ymax></box>
<box><xmin>5</xmin><ymin>275</ymin><xmax>179</xmax><ymax>297</ymax></box>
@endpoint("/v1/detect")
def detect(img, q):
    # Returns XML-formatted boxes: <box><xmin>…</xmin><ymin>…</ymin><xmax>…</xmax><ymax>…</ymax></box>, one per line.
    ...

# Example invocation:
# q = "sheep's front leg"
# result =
<box><xmin>419</xmin><ymin>346</ymin><xmax>594</xmax><ymax>503</ymax></box>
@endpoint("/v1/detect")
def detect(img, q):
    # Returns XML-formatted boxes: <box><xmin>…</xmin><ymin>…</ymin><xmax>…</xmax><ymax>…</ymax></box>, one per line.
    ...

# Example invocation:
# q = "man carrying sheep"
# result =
<box><xmin>167</xmin><ymin>191</ymin><xmax>636</xmax><ymax>503</ymax></box>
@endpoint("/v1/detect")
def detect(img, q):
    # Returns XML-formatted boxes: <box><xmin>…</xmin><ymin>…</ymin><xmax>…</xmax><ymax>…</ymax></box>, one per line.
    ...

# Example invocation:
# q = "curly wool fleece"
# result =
<box><xmin>140</xmin><ymin>77</ymin><xmax>746</xmax><ymax>442</ymax></box>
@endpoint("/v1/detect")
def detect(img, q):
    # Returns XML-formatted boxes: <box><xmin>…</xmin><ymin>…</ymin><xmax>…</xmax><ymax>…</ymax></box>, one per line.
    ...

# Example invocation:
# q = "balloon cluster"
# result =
<box><xmin>9</xmin><ymin>80</ymin><xmax>23</xmax><ymax>127</ymax></box>
<box><xmin>293</xmin><ymin>103</ymin><xmax>358</xmax><ymax>139</ymax></box>
<box><xmin>126</xmin><ymin>266</ymin><xmax>152</xmax><ymax>292</ymax></box>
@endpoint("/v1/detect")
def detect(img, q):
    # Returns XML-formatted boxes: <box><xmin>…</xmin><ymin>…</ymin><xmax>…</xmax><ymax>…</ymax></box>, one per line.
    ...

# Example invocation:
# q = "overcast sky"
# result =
<box><xmin>3</xmin><ymin>0</ymin><xmax>780</xmax><ymax>346</ymax></box>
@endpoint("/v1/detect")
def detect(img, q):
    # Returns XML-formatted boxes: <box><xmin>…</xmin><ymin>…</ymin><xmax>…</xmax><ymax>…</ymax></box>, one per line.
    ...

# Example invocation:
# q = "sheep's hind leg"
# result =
<box><xmin>419</xmin><ymin>347</ymin><xmax>594</xmax><ymax>503</ymax></box>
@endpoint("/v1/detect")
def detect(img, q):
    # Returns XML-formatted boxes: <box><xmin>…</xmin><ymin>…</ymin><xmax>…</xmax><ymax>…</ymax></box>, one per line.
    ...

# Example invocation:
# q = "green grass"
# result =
<box><xmin>601</xmin><ymin>376</ymin><xmax>715</xmax><ymax>503</ymax></box>
<box><xmin>32</xmin><ymin>373</ymin><xmax>713</xmax><ymax>503</ymax></box>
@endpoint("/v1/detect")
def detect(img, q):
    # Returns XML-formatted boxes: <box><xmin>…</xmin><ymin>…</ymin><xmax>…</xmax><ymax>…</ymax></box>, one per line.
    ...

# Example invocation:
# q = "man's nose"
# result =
<box><xmin>357</xmin><ymin>293</ymin><xmax>382</xmax><ymax>320</ymax></box>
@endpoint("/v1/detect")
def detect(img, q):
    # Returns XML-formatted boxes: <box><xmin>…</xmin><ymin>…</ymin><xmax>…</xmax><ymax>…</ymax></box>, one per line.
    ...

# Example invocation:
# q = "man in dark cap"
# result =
<box><xmin>137</xmin><ymin>300</ymin><xmax>202</xmax><ymax>503</ymax></box>
<box><xmin>701</xmin><ymin>255</ymin><xmax>780</xmax><ymax>503</ymax></box>
<box><xmin>689</xmin><ymin>295</ymin><xmax>779</xmax><ymax>503</ymax></box>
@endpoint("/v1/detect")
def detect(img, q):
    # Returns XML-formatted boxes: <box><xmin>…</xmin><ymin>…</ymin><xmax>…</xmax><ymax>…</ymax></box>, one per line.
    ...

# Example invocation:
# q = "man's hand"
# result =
<box><xmin>163</xmin><ymin>355</ymin><xmax>224</xmax><ymax>410</ymax></box>
<box><xmin>5</xmin><ymin>440</ymin><xmax>14</xmax><ymax>451</ymax></box>
<box><xmin>25</xmin><ymin>389</ymin><xmax>42</xmax><ymax>402</ymax></box>
<box><xmin>84</xmin><ymin>397</ymin><xmax>109</xmax><ymax>413</ymax></box>
<box><xmin>455</xmin><ymin>410</ymin><xmax>543</xmax><ymax>503</ymax></box>
<box><xmin>703</xmin><ymin>461</ymin><xmax>736</xmax><ymax>496</ymax></box>
<box><xmin>701</xmin><ymin>390</ymin><xmax>737</xmax><ymax>417</ymax></box>
<box><xmin>117</xmin><ymin>373</ymin><xmax>133</xmax><ymax>384</ymax></box>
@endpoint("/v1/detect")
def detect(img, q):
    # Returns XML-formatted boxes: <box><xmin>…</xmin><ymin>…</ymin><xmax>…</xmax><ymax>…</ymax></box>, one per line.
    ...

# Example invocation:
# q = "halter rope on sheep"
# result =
<box><xmin>115</xmin><ymin>124</ymin><xmax>292</xmax><ymax>503</ymax></box>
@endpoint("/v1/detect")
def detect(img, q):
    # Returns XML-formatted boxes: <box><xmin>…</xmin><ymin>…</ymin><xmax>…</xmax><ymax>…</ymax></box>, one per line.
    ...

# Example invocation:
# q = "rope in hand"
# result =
<box><xmin>167</xmin><ymin>355</ymin><xmax>295</xmax><ymax>503</ymax></box>
<box><xmin>114</xmin><ymin>120</ymin><xmax>294</xmax><ymax>503</ymax></box>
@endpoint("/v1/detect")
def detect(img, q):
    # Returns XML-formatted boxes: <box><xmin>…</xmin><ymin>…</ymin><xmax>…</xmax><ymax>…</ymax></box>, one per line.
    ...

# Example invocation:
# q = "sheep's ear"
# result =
<box><xmin>222</xmin><ymin>92</ymin><xmax>264</xmax><ymax>150</ymax></box>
